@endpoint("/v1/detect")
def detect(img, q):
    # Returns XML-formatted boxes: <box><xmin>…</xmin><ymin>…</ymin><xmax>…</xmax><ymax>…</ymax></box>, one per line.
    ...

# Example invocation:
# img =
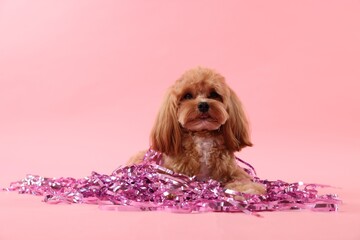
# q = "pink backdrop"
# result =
<box><xmin>1</xmin><ymin>0</ymin><xmax>359</xmax><ymax>239</ymax></box>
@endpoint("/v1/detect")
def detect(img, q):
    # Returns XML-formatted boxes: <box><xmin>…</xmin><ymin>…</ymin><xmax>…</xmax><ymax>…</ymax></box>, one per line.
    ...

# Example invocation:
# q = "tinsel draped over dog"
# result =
<box><xmin>4</xmin><ymin>149</ymin><xmax>340</xmax><ymax>216</ymax></box>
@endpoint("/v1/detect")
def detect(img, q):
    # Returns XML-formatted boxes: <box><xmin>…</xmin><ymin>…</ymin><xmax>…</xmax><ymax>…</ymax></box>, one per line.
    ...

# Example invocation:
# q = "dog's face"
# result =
<box><xmin>175</xmin><ymin>69</ymin><xmax>230</xmax><ymax>132</ymax></box>
<box><xmin>151</xmin><ymin>67</ymin><xmax>252</xmax><ymax>156</ymax></box>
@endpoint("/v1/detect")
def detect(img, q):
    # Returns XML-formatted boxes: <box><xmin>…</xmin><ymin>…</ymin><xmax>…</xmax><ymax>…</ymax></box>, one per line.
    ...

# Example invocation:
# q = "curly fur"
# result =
<box><xmin>128</xmin><ymin>67</ymin><xmax>265</xmax><ymax>194</ymax></box>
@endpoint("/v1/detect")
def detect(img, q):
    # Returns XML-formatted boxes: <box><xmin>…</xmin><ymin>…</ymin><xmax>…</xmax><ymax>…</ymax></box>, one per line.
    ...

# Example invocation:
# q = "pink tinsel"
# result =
<box><xmin>4</xmin><ymin>149</ymin><xmax>340</xmax><ymax>215</ymax></box>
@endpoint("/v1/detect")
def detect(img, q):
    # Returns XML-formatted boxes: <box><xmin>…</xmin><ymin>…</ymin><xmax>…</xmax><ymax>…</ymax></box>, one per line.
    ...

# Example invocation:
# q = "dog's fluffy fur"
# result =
<box><xmin>128</xmin><ymin>67</ymin><xmax>265</xmax><ymax>194</ymax></box>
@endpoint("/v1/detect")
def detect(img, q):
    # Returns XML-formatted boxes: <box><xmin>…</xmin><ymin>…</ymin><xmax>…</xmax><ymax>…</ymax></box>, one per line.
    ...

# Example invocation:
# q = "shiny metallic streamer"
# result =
<box><xmin>3</xmin><ymin>149</ymin><xmax>340</xmax><ymax>215</ymax></box>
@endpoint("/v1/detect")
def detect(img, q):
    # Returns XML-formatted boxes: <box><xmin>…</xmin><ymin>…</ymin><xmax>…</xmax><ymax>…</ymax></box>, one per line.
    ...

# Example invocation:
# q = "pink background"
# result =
<box><xmin>1</xmin><ymin>0</ymin><xmax>359</xmax><ymax>239</ymax></box>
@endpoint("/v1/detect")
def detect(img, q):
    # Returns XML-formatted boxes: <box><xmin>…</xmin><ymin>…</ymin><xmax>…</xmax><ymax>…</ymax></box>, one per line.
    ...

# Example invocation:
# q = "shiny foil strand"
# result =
<box><xmin>3</xmin><ymin>149</ymin><xmax>341</xmax><ymax>214</ymax></box>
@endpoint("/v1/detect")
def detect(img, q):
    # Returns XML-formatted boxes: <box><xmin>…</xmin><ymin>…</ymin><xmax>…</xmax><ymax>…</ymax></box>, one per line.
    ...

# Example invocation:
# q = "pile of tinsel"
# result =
<box><xmin>4</xmin><ymin>149</ymin><xmax>340</xmax><ymax>215</ymax></box>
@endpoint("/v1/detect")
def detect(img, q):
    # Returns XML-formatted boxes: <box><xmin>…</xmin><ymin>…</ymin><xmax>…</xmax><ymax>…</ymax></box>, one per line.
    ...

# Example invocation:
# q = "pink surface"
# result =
<box><xmin>0</xmin><ymin>0</ymin><xmax>359</xmax><ymax>239</ymax></box>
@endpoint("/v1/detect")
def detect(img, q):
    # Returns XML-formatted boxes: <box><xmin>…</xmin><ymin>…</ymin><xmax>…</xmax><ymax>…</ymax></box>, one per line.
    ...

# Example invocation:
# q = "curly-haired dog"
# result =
<box><xmin>128</xmin><ymin>67</ymin><xmax>265</xmax><ymax>195</ymax></box>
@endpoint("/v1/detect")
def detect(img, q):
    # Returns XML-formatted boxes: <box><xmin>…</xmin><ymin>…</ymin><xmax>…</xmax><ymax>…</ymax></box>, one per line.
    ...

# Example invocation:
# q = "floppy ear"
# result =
<box><xmin>150</xmin><ymin>90</ymin><xmax>182</xmax><ymax>156</ymax></box>
<box><xmin>222</xmin><ymin>88</ymin><xmax>253</xmax><ymax>152</ymax></box>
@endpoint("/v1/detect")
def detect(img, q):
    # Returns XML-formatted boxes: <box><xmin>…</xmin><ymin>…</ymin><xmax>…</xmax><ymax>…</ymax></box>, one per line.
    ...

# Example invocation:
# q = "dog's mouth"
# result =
<box><xmin>184</xmin><ymin>115</ymin><xmax>221</xmax><ymax>131</ymax></box>
<box><xmin>178</xmin><ymin>105</ymin><xmax>228</xmax><ymax>131</ymax></box>
<box><xmin>195</xmin><ymin>113</ymin><xmax>218</xmax><ymax>122</ymax></box>
<box><xmin>199</xmin><ymin>113</ymin><xmax>211</xmax><ymax>120</ymax></box>
<box><xmin>186</xmin><ymin>113</ymin><xmax>219</xmax><ymax>126</ymax></box>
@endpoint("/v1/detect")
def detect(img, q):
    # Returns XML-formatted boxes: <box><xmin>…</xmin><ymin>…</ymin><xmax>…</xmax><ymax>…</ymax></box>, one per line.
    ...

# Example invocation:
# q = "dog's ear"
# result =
<box><xmin>222</xmin><ymin>88</ymin><xmax>253</xmax><ymax>152</ymax></box>
<box><xmin>150</xmin><ymin>89</ymin><xmax>182</xmax><ymax>156</ymax></box>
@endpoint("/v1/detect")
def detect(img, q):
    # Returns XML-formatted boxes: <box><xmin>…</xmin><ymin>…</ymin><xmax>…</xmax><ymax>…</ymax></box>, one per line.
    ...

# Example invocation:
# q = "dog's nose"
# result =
<box><xmin>198</xmin><ymin>102</ymin><xmax>209</xmax><ymax>113</ymax></box>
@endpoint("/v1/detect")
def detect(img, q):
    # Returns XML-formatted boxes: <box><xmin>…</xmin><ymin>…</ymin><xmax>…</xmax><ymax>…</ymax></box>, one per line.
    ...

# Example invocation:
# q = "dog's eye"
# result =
<box><xmin>182</xmin><ymin>93</ymin><xmax>193</xmax><ymax>100</ymax></box>
<box><xmin>209</xmin><ymin>91</ymin><xmax>221</xmax><ymax>99</ymax></box>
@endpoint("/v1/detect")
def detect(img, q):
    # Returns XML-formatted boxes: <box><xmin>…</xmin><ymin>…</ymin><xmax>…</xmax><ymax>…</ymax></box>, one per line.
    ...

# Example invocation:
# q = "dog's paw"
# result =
<box><xmin>225</xmin><ymin>181</ymin><xmax>266</xmax><ymax>195</ymax></box>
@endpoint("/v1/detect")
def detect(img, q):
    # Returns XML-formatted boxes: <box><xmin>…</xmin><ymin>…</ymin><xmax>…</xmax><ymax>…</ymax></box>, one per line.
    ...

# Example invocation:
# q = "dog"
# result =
<box><xmin>128</xmin><ymin>67</ymin><xmax>265</xmax><ymax>195</ymax></box>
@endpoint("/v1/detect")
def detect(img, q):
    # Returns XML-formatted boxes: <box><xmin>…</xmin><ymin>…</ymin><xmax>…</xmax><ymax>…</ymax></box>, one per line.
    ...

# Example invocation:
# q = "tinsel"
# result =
<box><xmin>4</xmin><ymin>149</ymin><xmax>340</xmax><ymax>215</ymax></box>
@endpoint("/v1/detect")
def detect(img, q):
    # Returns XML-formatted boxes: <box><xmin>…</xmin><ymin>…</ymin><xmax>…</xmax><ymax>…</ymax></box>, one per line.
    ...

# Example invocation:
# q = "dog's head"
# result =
<box><xmin>150</xmin><ymin>67</ymin><xmax>252</xmax><ymax>156</ymax></box>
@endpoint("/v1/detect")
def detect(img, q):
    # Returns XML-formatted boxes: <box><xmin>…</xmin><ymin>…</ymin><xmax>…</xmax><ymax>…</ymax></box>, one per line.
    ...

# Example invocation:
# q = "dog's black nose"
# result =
<box><xmin>198</xmin><ymin>102</ymin><xmax>209</xmax><ymax>113</ymax></box>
